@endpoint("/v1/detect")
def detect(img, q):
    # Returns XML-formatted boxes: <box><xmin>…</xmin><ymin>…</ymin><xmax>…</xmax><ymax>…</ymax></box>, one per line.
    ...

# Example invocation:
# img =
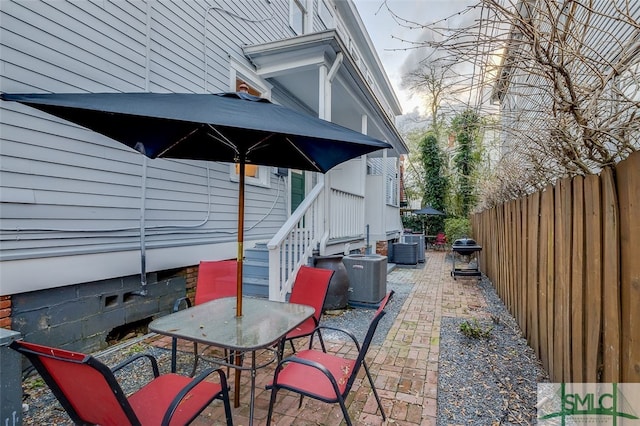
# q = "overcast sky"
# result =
<box><xmin>353</xmin><ymin>0</ymin><xmax>478</xmax><ymax>115</ymax></box>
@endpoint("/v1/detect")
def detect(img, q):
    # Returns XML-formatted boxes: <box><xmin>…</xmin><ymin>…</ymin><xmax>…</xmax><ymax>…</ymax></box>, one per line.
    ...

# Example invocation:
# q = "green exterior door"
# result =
<box><xmin>291</xmin><ymin>170</ymin><xmax>305</xmax><ymax>213</ymax></box>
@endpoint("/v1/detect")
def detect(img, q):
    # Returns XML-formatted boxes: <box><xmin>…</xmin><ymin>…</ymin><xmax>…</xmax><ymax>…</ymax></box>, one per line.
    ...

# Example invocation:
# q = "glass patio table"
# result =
<box><xmin>149</xmin><ymin>296</ymin><xmax>314</xmax><ymax>425</ymax></box>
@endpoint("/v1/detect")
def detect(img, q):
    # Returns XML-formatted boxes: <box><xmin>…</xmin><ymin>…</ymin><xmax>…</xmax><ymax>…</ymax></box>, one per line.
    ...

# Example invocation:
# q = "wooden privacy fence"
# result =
<box><xmin>471</xmin><ymin>151</ymin><xmax>639</xmax><ymax>383</ymax></box>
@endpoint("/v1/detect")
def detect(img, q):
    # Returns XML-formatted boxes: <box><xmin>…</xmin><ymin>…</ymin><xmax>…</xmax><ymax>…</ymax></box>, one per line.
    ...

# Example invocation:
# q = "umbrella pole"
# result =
<box><xmin>236</xmin><ymin>160</ymin><xmax>245</xmax><ymax>318</ymax></box>
<box><xmin>234</xmin><ymin>160</ymin><xmax>246</xmax><ymax>408</ymax></box>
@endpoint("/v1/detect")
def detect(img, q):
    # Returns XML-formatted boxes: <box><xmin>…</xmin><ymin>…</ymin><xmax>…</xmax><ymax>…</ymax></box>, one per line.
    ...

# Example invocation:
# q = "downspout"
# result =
<box><xmin>137</xmin><ymin>156</ymin><xmax>148</xmax><ymax>296</ymax></box>
<box><xmin>134</xmin><ymin>1</ymin><xmax>153</xmax><ymax>296</ymax></box>
<box><xmin>382</xmin><ymin>148</ymin><xmax>388</xmax><ymax>247</ymax></box>
<box><xmin>319</xmin><ymin>64</ymin><xmax>330</xmax><ymax>254</ymax></box>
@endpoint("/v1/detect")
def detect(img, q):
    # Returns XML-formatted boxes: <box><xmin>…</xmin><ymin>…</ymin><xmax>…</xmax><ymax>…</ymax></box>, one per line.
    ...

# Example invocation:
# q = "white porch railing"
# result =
<box><xmin>327</xmin><ymin>188</ymin><xmax>365</xmax><ymax>240</ymax></box>
<box><xmin>267</xmin><ymin>181</ymin><xmax>325</xmax><ymax>301</ymax></box>
<box><xmin>267</xmin><ymin>182</ymin><xmax>367</xmax><ymax>301</ymax></box>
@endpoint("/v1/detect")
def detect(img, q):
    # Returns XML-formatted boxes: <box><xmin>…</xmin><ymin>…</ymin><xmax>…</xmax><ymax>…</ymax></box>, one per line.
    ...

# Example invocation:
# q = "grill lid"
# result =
<box><xmin>452</xmin><ymin>238</ymin><xmax>478</xmax><ymax>246</ymax></box>
<box><xmin>451</xmin><ymin>238</ymin><xmax>482</xmax><ymax>254</ymax></box>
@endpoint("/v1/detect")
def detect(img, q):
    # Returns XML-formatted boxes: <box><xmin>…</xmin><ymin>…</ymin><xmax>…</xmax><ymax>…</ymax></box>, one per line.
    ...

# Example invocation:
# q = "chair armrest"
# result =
<box><xmin>161</xmin><ymin>367</ymin><xmax>229</xmax><ymax>426</ymax></box>
<box><xmin>313</xmin><ymin>325</ymin><xmax>361</xmax><ymax>350</ymax></box>
<box><xmin>111</xmin><ymin>353</ymin><xmax>160</xmax><ymax>378</ymax></box>
<box><xmin>271</xmin><ymin>355</ymin><xmax>342</xmax><ymax>395</ymax></box>
<box><xmin>173</xmin><ymin>296</ymin><xmax>192</xmax><ymax>313</ymax></box>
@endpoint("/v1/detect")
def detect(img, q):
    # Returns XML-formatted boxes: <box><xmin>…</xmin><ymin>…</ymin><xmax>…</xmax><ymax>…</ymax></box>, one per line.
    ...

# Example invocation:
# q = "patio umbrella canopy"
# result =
<box><xmin>413</xmin><ymin>206</ymin><xmax>445</xmax><ymax>216</ymax></box>
<box><xmin>1</xmin><ymin>91</ymin><xmax>392</xmax><ymax>316</ymax></box>
<box><xmin>413</xmin><ymin>206</ymin><xmax>445</xmax><ymax>236</ymax></box>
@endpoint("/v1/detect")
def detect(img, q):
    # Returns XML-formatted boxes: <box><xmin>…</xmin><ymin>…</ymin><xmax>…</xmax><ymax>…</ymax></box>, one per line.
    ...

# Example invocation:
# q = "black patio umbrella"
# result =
<box><xmin>1</xmin><ymin>91</ymin><xmax>392</xmax><ymax>317</ymax></box>
<box><xmin>413</xmin><ymin>206</ymin><xmax>445</xmax><ymax>235</ymax></box>
<box><xmin>413</xmin><ymin>206</ymin><xmax>445</xmax><ymax>216</ymax></box>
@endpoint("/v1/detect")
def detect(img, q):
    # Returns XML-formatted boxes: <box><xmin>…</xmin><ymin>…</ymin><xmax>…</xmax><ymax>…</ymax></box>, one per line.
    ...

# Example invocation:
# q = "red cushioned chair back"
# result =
<box><xmin>345</xmin><ymin>306</ymin><xmax>387</xmax><ymax>391</ymax></box>
<box><xmin>195</xmin><ymin>260</ymin><xmax>238</xmax><ymax>305</ymax></box>
<box><xmin>342</xmin><ymin>291</ymin><xmax>393</xmax><ymax>392</ymax></box>
<box><xmin>435</xmin><ymin>232</ymin><xmax>446</xmax><ymax>243</ymax></box>
<box><xmin>11</xmin><ymin>340</ymin><xmax>137</xmax><ymax>425</ymax></box>
<box><xmin>289</xmin><ymin>266</ymin><xmax>334</xmax><ymax>322</ymax></box>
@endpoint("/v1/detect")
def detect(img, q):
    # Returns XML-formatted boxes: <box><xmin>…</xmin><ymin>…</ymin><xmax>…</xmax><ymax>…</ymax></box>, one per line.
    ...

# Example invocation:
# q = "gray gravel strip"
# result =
<box><xmin>437</xmin><ymin>277</ymin><xmax>549</xmax><ymax>425</ymax></box>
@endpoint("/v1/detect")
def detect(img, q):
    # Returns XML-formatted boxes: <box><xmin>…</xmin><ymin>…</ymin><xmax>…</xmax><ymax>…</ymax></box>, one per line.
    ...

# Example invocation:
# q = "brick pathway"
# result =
<box><xmin>149</xmin><ymin>250</ymin><xmax>488</xmax><ymax>425</ymax></box>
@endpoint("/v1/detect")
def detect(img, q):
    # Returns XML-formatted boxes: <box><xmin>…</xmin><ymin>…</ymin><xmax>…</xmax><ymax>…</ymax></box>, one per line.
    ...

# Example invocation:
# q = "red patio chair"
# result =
<box><xmin>193</xmin><ymin>260</ymin><xmax>237</xmax><ymax>305</ymax></box>
<box><xmin>11</xmin><ymin>339</ymin><xmax>233</xmax><ymax>426</ymax></box>
<box><xmin>278</xmin><ymin>265</ymin><xmax>334</xmax><ymax>357</ymax></box>
<box><xmin>432</xmin><ymin>232</ymin><xmax>447</xmax><ymax>250</ymax></box>
<box><xmin>266</xmin><ymin>290</ymin><xmax>395</xmax><ymax>426</ymax></box>
<box><xmin>172</xmin><ymin>260</ymin><xmax>237</xmax><ymax>376</ymax></box>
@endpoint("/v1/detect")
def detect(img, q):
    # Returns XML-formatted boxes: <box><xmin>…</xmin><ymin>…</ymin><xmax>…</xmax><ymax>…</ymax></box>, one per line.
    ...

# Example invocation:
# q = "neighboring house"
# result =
<box><xmin>490</xmin><ymin>0</ymin><xmax>639</xmax><ymax>177</ymax></box>
<box><xmin>0</xmin><ymin>0</ymin><xmax>408</xmax><ymax>352</ymax></box>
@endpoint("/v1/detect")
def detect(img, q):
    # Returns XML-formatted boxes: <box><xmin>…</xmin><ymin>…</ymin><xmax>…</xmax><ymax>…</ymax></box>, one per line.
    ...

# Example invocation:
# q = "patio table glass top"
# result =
<box><xmin>149</xmin><ymin>296</ymin><xmax>314</xmax><ymax>352</ymax></box>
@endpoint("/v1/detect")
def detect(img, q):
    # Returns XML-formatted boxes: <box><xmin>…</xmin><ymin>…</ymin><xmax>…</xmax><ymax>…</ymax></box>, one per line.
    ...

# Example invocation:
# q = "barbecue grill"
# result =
<box><xmin>450</xmin><ymin>238</ymin><xmax>482</xmax><ymax>280</ymax></box>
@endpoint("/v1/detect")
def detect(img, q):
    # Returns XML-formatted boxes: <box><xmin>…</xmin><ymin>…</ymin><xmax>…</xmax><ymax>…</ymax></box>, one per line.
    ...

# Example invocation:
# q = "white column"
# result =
<box><xmin>360</xmin><ymin>114</ymin><xmax>368</xmax><ymax>195</ymax></box>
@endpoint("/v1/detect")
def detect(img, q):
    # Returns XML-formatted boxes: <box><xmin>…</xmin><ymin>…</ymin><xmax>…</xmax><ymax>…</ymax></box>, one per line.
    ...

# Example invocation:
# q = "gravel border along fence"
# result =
<box><xmin>437</xmin><ymin>277</ymin><xmax>549</xmax><ymax>425</ymax></box>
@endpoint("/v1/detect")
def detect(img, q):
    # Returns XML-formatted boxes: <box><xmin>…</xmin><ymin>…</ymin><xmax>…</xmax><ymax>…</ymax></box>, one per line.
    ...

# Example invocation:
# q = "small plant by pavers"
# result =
<box><xmin>459</xmin><ymin>318</ymin><xmax>492</xmax><ymax>339</ymax></box>
<box><xmin>124</xmin><ymin>343</ymin><xmax>147</xmax><ymax>356</ymax></box>
<box><xmin>25</xmin><ymin>377</ymin><xmax>45</xmax><ymax>391</ymax></box>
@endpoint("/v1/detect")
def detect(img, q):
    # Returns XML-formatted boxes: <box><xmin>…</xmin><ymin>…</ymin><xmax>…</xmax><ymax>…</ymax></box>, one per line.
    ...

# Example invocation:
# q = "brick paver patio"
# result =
<box><xmin>148</xmin><ymin>250</ymin><xmax>488</xmax><ymax>425</ymax></box>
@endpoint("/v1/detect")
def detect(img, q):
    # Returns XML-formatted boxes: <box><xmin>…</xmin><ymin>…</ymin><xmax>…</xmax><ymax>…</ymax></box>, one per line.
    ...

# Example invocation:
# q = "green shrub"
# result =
<box><xmin>401</xmin><ymin>214</ymin><xmax>423</xmax><ymax>233</ymax></box>
<box><xmin>444</xmin><ymin>217</ymin><xmax>472</xmax><ymax>243</ymax></box>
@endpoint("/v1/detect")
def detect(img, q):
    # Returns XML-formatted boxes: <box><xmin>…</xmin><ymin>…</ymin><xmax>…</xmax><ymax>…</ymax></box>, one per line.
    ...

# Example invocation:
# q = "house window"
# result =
<box><xmin>235</xmin><ymin>79</ymin><xmax>261</xmax><ymax>97</ymax></box>
<box><xmin>236</xmin><ymin>164</ymin><xmax>259</xmax><ymax>178</ymax></box>
<box><xmin>369</xmin><ymin>158</ymin><xmax>399</xmax><ymax>206</ymax></box>
<box><xmin>289</xmin><ymin>0</ymin><xmax>306</xmax><ymax>35</ymax></box>
<box><xmin>386</xmin><ymin>173</ymin><xmax>398</xmax><ymax>206</ymax></box>
<box><xmin>318</xmin><ymin>0</ymin><xmax>334</xmax><ymax>29</ymax></box>
<box><xmin>231</xmin><ymin>162</ymin><xmax>270</xmax><ymax>187</ymax></box>
<box><xmin>229</xmin><ymin>79</ymin><xmax>270</xmax><ymax>188</ymax></box>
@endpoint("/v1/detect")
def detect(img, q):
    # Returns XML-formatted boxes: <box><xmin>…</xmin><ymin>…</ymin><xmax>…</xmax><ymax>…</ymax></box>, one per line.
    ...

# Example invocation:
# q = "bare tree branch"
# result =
<box><xmin>391</xmin><ymin>0</ymin><xmax>639</xmax><ymax>208</ymax></box>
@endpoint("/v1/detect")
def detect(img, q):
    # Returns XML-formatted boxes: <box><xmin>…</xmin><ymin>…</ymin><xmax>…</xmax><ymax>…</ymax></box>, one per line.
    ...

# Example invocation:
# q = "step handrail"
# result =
<box><xmin>267</xmin><ymin>181</ymin><xmax>325</xmax><ymax>301</ymax></box>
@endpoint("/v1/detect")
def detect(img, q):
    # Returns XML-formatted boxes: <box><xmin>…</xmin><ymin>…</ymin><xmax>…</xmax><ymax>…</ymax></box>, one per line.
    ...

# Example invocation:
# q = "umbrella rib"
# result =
<box><xmin>244</xmin><ymin>134</ymin><xmax>283</xmax><ymax>162</ymax></box>
<box><xmin>205</xmin><ymin>125</ymin><xmax>240</xmax><ymax>158</ymax></box>
<box><xmin>156</xmin><ymin>126</ymin><xmax>203</xmax><ymax>157</ymax></box>
<box><xmin>282</xmin><ymin>137</ymin><xmax>322</xmax><ymax>172</ymax></box>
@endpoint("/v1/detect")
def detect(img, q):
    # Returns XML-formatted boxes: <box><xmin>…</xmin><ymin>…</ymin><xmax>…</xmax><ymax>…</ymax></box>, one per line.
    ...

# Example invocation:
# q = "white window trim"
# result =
<box><xmin>229</xmin><ymin>164</ymin><xmax>271</xmax><ymax>188</ymax></box>
<box><xmin>289</xmin><ymin>0</ymin><xmax>310</xmax><ymax>35</ymax></box>
<box><xmin>228</xmin><ymin>56</ymin><xmax>271</xmax><ymax>99</ymax></box>
<box><xmin>318</xmin><ymin>0</ymin><xmax>334</xmax><ymax>29</ymax></box>
<box><xmin>228</xmin><ymin>57</ymin><xmax>273</xmax><ymax>188</ymax></box>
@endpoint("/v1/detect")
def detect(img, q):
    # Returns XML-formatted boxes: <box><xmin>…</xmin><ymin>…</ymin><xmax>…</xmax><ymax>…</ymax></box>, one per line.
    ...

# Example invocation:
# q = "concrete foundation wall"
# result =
<box><xmin>10</xmin><ymin>275</ymin><xmax>185</xmax><ymax>353</ymax></box>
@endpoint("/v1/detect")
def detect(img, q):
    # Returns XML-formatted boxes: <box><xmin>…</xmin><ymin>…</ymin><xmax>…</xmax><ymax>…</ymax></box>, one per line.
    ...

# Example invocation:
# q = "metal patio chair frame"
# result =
<box><xmin>432</xmin><ymin>232</ymin><xmax>447</xmax><ymax>251</ymax></box>
<box><xmin>172</xmin><ymin>259</ymin><xmax>237</xmax><ymax>376</ymax></box>
<box><xmin>266</xmin><ymin>290</ymin><xmax>394</xmax><ymax>426</ymax></box>
<box><xmin>278</xmin><ymin>265</ymin><xmax>334</xmax><ymax>357</ymax></box>
<box><xmin>10</xmin><ymin>339</ymin><xmax>233</xmax><ymax>426</ymax></box>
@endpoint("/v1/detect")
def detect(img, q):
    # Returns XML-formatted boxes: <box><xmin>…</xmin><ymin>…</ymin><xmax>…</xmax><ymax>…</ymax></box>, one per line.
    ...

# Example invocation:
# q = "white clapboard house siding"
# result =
<box><xmin>0</xmin><ymin>0</ymin><xmax>295</xmax><ymax>293</ymax></box>
<box><xmin>1</xmin><ymin>0</ymin><xmax>407</xmax><ymax>298</ymax></box>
